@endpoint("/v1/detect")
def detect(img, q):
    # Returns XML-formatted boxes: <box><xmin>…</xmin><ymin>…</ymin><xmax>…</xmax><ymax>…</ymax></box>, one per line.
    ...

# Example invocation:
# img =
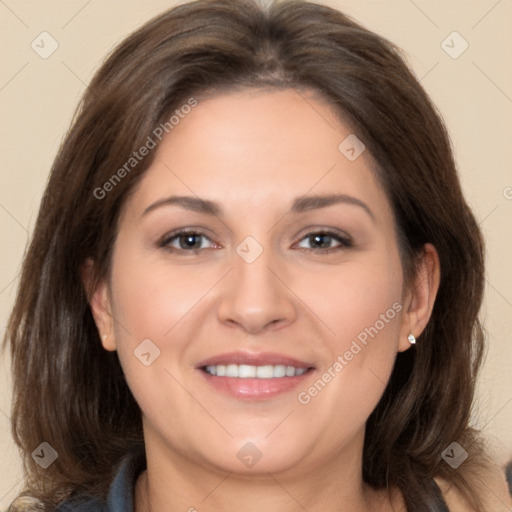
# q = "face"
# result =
<box><xmin>91</xmin><ymin>88</ymin><xmax>427</xmax><ymax>477</ymax></box>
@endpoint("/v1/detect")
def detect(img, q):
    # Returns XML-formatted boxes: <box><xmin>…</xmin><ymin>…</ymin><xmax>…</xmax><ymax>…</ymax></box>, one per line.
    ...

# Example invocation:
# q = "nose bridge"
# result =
<box><xmin>216</xmin><ymin>235</ymin><xmax>296</xmax><ymax>333</ymax></box>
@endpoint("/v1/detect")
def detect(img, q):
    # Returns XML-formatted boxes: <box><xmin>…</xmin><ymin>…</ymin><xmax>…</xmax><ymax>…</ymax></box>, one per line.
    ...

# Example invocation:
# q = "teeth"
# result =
<box><xmin>239</xmin><ymin>364</ymin><xmax>256</xmax><ymax>378</ymax></box>
<box><xmin>204</xmin><ymin>364</ymin><xmax>308</xmax><ymax>378</ymax></box>
<box><xmin>226</xmin><ymin>364</ymin><xmax>238</xmax><ymax>377</ymax></box>
<box><xmin>273</xmin><ymin>365</ymin><xmax>286</xmax><ymax>378</ymax></box>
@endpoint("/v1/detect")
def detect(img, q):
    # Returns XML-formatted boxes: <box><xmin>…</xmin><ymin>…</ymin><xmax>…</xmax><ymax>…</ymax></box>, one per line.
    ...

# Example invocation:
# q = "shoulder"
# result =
<box><xmin>55</xmin><ymin>447</ymin><xmax>146</xmax><ymax>512</ymax></box>
<box><xmin>55</xmin><ymin>495</ymin><xmax>105</xmax><ymax>512</ymax></box>
<box><xmin>435</xmin><ymin>462</ymin><xmax>512</xmax><ymax>512</ymax></box>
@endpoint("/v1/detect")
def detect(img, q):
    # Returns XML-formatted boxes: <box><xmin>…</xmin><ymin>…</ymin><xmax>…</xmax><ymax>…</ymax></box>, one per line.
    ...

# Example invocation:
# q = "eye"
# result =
<box><xmin>295</xmin><ymin>231</ymin><xmax>352</xmax><ymax>252</ymax></box>
<box><xmin>159</xmin><ymin>230</ymin><xmax>218</xmax><ymax>252</ymax></box>
<box><xmin>158</xmin><ymin>229</ymin><xmax>352</xmax><ymax>254</ymax></box>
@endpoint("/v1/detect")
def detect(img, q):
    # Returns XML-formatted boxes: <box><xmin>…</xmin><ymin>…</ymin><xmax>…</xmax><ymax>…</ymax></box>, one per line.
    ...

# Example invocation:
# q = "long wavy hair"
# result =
<box><xmin>4</xmin><ymin>0</ymin><xmax>489</xmax><ymax>510</ymax></box>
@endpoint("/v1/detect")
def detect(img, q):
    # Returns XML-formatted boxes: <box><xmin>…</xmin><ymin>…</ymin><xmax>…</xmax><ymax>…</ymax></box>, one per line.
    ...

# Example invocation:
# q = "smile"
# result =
<box><xmin>203</xmin><ymin>364</ymin><xmax>308</xmax><ymax>378</ymax></box>
<box><xmin>197</xmin><ymin>351</ymin><xmax>315</xmax><ymax>399</ymax></box>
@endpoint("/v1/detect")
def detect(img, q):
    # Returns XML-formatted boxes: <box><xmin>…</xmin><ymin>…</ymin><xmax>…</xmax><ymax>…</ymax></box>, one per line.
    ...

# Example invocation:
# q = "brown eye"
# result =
<box><xmin>296</xmin><ymin>231</ymin><xmax>352</xmax><ymax>252</ymax></box>
<box><xmin>159</xmin><ymin>230</ymin><xmax>216</xmax><ymax>252</ymax></box>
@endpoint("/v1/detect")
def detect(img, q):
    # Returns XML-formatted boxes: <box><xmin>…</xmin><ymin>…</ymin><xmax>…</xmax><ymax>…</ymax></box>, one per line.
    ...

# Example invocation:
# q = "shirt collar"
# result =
<box><xmin>106</xmin><ymin>446</ymin><xmax>147</xmax><ymax>512</ymax></box>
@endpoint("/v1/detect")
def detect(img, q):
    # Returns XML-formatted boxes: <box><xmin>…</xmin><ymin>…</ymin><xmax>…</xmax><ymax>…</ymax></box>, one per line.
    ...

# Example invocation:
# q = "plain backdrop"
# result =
<box><xmin>1</xmin><ymin>0</ymin><xmax>511</xmax><ymax>507</ymax></box>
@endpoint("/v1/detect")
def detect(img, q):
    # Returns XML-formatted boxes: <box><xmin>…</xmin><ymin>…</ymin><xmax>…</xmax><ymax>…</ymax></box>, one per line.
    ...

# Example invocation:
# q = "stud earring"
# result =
<box><xmin>102</xmin><ymin>333</ymin><xmax>107</xmax><ymax>342</ymax></box>
<box><xmin>408</xmin><ymin>333</ymin><xmax>416</xmax><ymax>345</ymax></box>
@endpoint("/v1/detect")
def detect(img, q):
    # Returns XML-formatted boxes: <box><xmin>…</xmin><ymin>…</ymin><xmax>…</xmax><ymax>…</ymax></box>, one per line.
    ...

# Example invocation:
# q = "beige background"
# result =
<box><xmin>1</xmin><ymin>0</ymin><xmax>511</xmax><ymax>507</ymax></box>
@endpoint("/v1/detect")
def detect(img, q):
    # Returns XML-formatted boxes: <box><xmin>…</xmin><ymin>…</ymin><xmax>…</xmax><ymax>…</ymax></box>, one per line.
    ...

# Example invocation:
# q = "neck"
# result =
<box><xmin>135</xmin><ymin>432</ymin><xmax>403</xmax><ymax>512</ymax></box>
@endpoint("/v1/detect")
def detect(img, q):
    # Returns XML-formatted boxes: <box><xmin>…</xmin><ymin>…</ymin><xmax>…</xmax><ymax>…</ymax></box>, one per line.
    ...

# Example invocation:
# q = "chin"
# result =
<box><xmin>192</xmin><ymin>434</ymin><xmax>313</xmax><ymax>477</ymax></box>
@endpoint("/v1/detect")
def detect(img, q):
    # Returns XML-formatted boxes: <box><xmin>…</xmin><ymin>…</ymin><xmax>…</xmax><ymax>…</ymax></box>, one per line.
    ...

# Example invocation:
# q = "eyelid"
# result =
<box><xmin>158</xmin><ymin>227</ymin><xmax>219</xmax><ymax>251</ymax></box>
<box><xmin>292</xmin><ymin>229</ymin><xmax>353</xmax><ymax>251</ymax></box>
<box><xmin>158</xmin><ymin>227</ymin><xmax>353</xmax><ymax>254</ymax></box>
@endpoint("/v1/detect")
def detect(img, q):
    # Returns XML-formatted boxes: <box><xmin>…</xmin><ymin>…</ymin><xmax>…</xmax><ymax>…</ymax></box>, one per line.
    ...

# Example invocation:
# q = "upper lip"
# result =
<box><xmin>196</xmin><ymin>351</ymin><xmax>314</xmax><ymax>369</ymax></box>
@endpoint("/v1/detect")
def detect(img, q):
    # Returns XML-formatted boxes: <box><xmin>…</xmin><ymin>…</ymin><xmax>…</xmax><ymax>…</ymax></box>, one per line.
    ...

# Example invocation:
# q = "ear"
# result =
<box><xmin>398</xmin><ymin>243</ymin><xmax>441</xmax><ymax>352</ymax></box>
<box><xmin>81</xmin><ymin>258</ymin><xmax>117</xmax><ymax>352</ymax></box>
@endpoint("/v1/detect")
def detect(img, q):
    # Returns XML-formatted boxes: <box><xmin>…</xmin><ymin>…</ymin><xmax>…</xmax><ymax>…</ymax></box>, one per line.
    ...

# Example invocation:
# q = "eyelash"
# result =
<box><xmin>158</xmin><ymin>228</ymin><xmax>353</xmax><ymax>254</ymax></box>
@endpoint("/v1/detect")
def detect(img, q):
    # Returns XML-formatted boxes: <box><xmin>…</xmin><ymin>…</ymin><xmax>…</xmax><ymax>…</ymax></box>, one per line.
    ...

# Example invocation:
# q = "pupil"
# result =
<box><xmin>181</xmin><ymin>234</ymin><xmax>200</xmax><ymax>248</ymax></box>
<box><xmin>312</xmin><ymin>234</ymin><xmax>330</xmax><ymax>248</ymax></box>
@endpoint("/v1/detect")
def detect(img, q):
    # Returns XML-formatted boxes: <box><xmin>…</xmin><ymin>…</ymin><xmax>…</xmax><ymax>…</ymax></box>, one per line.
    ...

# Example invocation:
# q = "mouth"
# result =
<box><xmin>203</xmin><ymin>364</ymin><xmax>308</xmax><ymax>378</ymax></box>
<box><xmin>196</xmin><ymin>352</ymin><xmax>315</xmax><ymax>400</ymax></box>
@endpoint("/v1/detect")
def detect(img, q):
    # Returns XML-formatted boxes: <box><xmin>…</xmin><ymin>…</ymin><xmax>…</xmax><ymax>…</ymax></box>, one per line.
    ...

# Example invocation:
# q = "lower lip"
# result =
<box><xmin>199</xmin><ymin>370</ymin><xmax>314</xmax><ymax>400</ymax></box>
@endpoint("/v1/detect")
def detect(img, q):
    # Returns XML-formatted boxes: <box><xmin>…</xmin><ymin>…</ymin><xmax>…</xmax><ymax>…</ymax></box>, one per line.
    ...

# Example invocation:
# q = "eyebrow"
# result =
<box><xmin>291</xmin><ymin>194</ymin><xmax>374</xmax><ymax>221</ymax></box>
<box><xmin>142</xmin><ymin>193</ymin><xmax>375</xmax><ymax>221</ymax></box>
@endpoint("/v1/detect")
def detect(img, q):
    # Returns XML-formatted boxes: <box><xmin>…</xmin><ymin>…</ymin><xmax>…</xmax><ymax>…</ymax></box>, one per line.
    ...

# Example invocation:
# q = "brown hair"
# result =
<box><xmin>4</xmin><ymin>0</ymin><xmax>489</xmax><ymax>510</ymax></box>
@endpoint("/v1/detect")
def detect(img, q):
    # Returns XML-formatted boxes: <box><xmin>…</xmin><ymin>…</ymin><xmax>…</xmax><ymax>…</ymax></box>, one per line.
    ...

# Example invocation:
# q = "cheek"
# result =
<box><xmin>303</xmin><ymin>254</ymin><xmax>403</xmax><ymax>350</ymax></box>
<box><xmin>109</xmin><ymin>244</ymin><xmax>214</xmax><ymax>345</ymax></box>
<box><xmin>106</xmin><ymin>248</ymin><xmax>212</xmax><ymax>435</ymax></box>
<box><xmin>106</xmin><ymin>242</ymin><xmax>212</xmax><ymax>397</ymax></box>
<box><xmin>294</xmin><ymin>257</ymin><xmax>403</xmax><ymax>425</ymax></box>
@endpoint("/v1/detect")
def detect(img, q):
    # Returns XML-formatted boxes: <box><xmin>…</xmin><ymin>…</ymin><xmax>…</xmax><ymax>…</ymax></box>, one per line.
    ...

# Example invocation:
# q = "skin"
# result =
<box><xmin>87</xmin><ymin>88</ymin><xmax>441</xmax><ymax>512</ymax></box>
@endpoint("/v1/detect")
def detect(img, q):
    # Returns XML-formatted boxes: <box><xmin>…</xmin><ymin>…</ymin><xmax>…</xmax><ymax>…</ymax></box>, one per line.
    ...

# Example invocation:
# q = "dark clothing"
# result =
<box><xmin>55</xmin><ymin>449</ymin><xmax>146</xmax><ymax>512</ymax></box>
<box><xmin>61</xmin><ymin>448</ymin><xmax>512</xmax><ymax>512</ymax></box>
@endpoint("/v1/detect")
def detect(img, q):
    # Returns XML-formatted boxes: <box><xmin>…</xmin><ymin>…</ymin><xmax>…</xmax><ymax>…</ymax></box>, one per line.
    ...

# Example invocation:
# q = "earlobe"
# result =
<box><xmin>100</xmin><ymin>331</ymin><xmax>116</xmax><ymax>351</ymax></box>
<box><xmin>81</xmin><ymin>258</ymin><xmax>117</xmax><ymax>351</ymax></box>
<box><xmin>398</xmin><ymin>243</ymin><xmax>441</xmax><ymax>352</ymax></box>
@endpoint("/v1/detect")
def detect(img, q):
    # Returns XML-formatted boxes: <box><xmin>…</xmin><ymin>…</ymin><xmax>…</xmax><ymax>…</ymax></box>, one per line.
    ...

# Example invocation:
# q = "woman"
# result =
<box><xmin>4</xmin><ymin>0</ymin><xmax>511</xmax><ymax>511</ymax></box>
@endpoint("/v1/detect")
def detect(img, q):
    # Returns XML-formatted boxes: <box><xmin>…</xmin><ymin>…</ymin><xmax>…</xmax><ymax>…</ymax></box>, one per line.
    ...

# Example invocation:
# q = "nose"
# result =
<box><xmin>216</xmin><ymin>243</ymin><xmax>297</xmax><ymax>335</ymax></box>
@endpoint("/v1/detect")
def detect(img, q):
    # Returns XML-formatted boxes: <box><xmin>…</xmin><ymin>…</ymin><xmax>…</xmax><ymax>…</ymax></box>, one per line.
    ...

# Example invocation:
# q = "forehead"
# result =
<box><xmin>122</xmin><ymin>88</ymin><xmax>392</xmax><ymax>224</ymax></box>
